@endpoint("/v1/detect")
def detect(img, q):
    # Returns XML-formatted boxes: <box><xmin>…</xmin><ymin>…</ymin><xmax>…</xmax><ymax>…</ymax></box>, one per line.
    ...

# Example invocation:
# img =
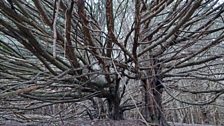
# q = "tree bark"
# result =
<box><xmin>141</xmin><ymin>58</ymin><xmax>169</xmax><ymax>126</ymax></box>
<box><xmin>107</xmin><ymin>78</ymin><xmax>123</xmax><ymax>120</ymax></box>
<box><xmin>142</xmin><ymin>77</ymin><xmax>168</xmax><ymax>126</ymax></box>
<box><xmin>107</xmin><ymin>95</ymin><xmax>123</xmax><ymax>120</ymax></box>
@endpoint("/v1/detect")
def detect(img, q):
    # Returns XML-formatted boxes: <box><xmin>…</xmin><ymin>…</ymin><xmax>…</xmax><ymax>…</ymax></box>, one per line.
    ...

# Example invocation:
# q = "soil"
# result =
<box><xmin>1</xmin><ymin>119</ymin><xmax>214</xmax><ymax>126</ymax></box>
<box><xmin>2</xmin><ymin>119</ymin><xmax>146</xmax><ymax>126</ymax></box>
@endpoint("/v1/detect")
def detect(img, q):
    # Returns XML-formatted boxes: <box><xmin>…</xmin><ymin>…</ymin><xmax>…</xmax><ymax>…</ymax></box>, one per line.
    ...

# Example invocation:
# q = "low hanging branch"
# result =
<box><xmin>53</xmin><ymin>0</ymin><xmax>61</xmax><ymax>58</ymax></box>
<box><xmin>64</xmin><ymin>0</ymin><xmax>80</xmax><ymax>69</ymax></box>
<box><xmin>0</xmin><ymin>0</ymin><xmax>224</xmax><ymax>125</ymax></box>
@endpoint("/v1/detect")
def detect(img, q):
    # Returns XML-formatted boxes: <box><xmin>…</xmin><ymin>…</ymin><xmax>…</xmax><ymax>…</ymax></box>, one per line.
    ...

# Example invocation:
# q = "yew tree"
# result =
<box><xmin>1</xmin><ymin>0</ymin><xmax>224</xmax><ymax>125</ymax></box>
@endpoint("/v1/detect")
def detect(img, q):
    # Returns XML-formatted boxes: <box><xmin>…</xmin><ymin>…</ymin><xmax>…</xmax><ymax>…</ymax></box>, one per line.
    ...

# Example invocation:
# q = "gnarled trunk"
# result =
<box><xmin>107</xmin><ymin>95</ymin><xmax>123</xmax><ymax>120</ymax></box>
<box><xmin>107</xmin><ymin>78</ymin><xmax>123</xmax><ymax>120</ymax></box>
<box><xmin>142</xmin><ymin>77</ymin><xmax>168</xmax><ymax>126</ymax></box>
<box><xmin>141</xmin><ymin>57</ymin><xmax>169</xmax><ymax>126</ymax></box>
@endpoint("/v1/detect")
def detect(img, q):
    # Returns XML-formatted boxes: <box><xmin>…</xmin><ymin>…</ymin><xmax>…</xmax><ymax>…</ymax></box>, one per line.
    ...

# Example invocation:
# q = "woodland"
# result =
<box><xmin>0</xmin><ymin>0</ymin><xmax>224</xmax><ymax>126</ymax></box>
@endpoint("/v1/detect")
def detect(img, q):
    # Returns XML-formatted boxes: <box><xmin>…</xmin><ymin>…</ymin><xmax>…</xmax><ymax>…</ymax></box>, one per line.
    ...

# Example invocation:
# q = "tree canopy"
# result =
<box><xmin>1</xmin><ymin>0</ymin><xmax>224</xmax><ymax>125</ymax></box>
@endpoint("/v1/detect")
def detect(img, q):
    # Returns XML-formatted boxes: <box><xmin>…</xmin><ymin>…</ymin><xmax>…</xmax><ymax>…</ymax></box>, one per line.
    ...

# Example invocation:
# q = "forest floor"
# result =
<box><xmin>2</xmin><ymin>119</ymin><xmax>215</xmax><ymax>126</ymax></box>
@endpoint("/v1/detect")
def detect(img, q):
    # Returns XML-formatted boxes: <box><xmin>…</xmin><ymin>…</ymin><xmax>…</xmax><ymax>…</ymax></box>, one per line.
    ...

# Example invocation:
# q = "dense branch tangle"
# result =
<box><xmin>0</xmin><ymin>0</ymin><xmax>224</xmax><ymax>125</ymax></box>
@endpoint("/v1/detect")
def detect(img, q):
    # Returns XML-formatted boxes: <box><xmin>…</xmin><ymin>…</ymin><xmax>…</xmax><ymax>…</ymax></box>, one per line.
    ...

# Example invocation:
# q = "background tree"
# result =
<box><xmin>0</xmin><ymin>0</ymin><xmax>224</xmax><ymax>125</ymax></box>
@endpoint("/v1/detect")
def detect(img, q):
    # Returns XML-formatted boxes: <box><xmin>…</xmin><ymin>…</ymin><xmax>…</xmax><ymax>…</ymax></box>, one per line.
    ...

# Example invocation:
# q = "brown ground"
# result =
<box><xmin>2</xmin><ymin>119</ymin><xmax>146</xmax><ymax>126</ymax></box>
<box><xmin>1</xmin><ymin>119</ymin><xmax>214</xmax><ymax>126</ymax></box>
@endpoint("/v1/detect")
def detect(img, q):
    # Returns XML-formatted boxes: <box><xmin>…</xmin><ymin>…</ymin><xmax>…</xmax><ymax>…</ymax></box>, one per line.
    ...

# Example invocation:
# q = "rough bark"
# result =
<box><xmin>141</xmin><ymin>59</ymin><xmax>169</xmax><ymax>126</ymax></box>
<box><xmin>107</xmin><ymin>78</ymin><xmax>123</xmax><ymax>120</ymax></box>
<box><xmin>107</xmin><ymin>95</ymin><xmax>123</xmax><ymax>120</ymax></box>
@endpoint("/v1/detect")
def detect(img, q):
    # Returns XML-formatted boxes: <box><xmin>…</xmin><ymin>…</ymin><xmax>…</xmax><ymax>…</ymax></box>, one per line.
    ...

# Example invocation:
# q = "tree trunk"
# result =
<box><xmin>142</xmin><ymin>77</ymin><xmax>168</xmax><ymax>126</ymax></box>
<box><xmin>107</xmin><ymin>95</ymin><xmax>123</xmax><ymax>120</ymax></box>
<box><xmin>107</xmin><ymin>78</ymin><xmax>123</xmax><ymax>120</ymax></box>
